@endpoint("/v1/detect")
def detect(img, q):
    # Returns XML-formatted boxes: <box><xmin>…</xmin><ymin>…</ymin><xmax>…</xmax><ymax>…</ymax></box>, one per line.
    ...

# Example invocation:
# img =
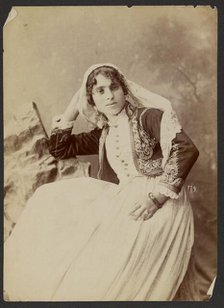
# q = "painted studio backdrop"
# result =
<box><xmin>4</xmin><ymin>6</ymin><xmax>216</xmax><ymax>300</ymax></box>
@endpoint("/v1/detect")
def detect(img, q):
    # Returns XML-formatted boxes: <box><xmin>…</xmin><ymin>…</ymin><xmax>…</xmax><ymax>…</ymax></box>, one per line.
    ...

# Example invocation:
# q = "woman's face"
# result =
<box><xmin>91</xmin><ymin>74</ymin><xmax>126</xmax><ymax>117</ymax></box>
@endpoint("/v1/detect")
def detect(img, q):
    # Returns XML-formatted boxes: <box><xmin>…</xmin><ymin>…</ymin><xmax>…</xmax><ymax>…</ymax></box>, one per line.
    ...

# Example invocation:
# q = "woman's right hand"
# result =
<box><xmin>129</xmin><ymin>197</ymin><xmax>159</xmax><ymax>221</ymax></box>
<box><xmin>51</xmin><ymin>115</ymin><xmax>75</xmax><ymax>130</ymax></box>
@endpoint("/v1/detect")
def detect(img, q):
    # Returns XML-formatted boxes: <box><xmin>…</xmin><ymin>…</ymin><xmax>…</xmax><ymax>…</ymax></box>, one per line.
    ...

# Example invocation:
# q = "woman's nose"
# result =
<box><xmin>106</xmin><ymin>89</ymin><xmax>114</xmax><ymax>100</ymax></box>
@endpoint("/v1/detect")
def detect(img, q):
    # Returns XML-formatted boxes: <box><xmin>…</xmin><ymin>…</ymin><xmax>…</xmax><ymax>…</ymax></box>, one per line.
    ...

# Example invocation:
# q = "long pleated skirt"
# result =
<box><xmin>4</xmin><ymin>175</ymin><xmax>194</xmax><ymax>301</ymax></box>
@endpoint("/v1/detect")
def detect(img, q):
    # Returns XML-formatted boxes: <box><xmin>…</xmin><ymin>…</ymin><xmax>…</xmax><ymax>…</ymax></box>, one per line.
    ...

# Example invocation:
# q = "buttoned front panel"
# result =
<box><xmin>105</xmin><ymin>112</ymin><xmax>140</xmax><ymax>183</ymax></box>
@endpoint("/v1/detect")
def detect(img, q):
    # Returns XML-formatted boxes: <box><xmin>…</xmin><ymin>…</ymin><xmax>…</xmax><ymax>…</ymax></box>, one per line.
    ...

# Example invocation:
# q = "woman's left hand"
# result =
<box><xmin>129</xmin><ymin>197</ymin><xmax>159</xmax><ymax>221</ymax></box>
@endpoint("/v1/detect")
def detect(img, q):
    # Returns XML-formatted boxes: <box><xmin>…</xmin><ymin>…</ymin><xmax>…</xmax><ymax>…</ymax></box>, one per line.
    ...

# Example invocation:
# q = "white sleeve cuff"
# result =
<box><xmin>153</xmin><ymin>184</ymin><xmax>179</xmax><ymax>199</ymax></box>
<box><xmin>52</xmin><ymin>114</ymin><xmax>75</xmax><ymax>130</ymax></box>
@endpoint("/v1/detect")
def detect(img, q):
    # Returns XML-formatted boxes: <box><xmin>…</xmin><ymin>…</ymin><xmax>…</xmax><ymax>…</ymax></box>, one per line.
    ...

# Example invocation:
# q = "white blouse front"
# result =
<box><xmin>105</xmin><ymin>110</ymin><xmax>140</xmax><ymax>184</ymax></box>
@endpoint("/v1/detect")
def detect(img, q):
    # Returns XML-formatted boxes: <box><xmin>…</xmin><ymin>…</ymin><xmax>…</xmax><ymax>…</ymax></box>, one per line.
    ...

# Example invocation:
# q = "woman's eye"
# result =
<box><xmin>97</xmin><ymin>88</ymin><xmax>104</xmax><ymax>94</ymax></box>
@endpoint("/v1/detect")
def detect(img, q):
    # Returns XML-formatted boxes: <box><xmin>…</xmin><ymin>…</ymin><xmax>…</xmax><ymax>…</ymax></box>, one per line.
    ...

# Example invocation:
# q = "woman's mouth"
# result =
<box><xmin>106</xmin><ymin>102</ymin><xmax>117</xmax><ymax>107</ymax></box>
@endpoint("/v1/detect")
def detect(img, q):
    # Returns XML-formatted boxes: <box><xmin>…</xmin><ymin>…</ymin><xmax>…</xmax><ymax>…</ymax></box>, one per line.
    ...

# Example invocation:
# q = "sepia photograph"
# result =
<box><xmin>3</xmin><ymin>5</ymin><xmax>217</xmax><ymax>301</ymax></box>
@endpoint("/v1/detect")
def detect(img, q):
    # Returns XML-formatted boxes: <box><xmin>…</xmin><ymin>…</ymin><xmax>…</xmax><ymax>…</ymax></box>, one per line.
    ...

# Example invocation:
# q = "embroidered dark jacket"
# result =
<box><xmin>49</xmin><ymin>107</ymin><xmax>199</xmax><ymax>194</ymax></box>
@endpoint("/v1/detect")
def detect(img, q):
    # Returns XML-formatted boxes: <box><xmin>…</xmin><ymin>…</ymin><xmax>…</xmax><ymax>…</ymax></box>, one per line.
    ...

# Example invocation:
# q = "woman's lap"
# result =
<box><xmin>4</xmin><ymin>176</ymin><xmax>194</xmax><ymax>301</ymax></box>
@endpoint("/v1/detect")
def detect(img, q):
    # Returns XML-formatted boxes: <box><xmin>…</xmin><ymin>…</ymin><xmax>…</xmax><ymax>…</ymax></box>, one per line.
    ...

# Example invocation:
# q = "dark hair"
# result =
<box><xmin>86</xmin><ymin>66</ymin><xmax>128</xmax><ymax>106</ymax></box>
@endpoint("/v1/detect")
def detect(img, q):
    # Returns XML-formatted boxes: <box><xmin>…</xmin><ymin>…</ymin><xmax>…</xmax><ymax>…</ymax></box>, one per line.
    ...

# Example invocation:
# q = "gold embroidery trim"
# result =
<box><xmin>130</xmin><ymin>110</ymin><xmax>163</xmax><ymax>177</ymax></box>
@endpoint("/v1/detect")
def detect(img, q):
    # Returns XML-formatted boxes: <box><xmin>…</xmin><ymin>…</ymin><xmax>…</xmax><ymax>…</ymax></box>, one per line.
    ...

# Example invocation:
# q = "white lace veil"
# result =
<box><xmin>70</xmin><ymin>63</ymin><xmax>182</xmax><ymax>166</ymax></box>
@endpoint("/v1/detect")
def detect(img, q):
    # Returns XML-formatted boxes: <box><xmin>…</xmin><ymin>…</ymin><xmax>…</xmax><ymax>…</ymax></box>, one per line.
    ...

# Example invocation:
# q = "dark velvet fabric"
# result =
<box><xmin>49</xmin><ymin>108</ymin><xmax>199</xmax><ymax>191</ymax></box>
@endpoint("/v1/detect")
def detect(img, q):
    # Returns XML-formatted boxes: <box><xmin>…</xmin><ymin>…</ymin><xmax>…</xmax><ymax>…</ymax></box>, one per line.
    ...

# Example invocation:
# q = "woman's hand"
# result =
<box><xmin>129</xmin><ymin>197</ymin><xmax>159</xmax><ymax>221</ymax></box>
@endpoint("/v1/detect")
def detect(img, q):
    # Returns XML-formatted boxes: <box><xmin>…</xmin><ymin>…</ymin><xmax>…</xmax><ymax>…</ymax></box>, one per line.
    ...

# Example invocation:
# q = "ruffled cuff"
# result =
<box><xmin>153</xmin><ymin>184</ymin><xmax>179</xmax><ymax>199</ymax></box>
<box><xmin>52</xmin><ymin>114</ymin><xmax>75</xmax><ymax>130</ymax></box>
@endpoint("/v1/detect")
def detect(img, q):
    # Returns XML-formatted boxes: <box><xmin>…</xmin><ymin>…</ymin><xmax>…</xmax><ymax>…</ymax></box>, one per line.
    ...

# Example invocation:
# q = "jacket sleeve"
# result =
<box><xmin>141</xmin><ymin>108</ymin><xmax>199</xmax><ymax>196</ymax></box>
<box><xmin>49</xmin><ymin>117</ymin><xmax>102</xmax><ymax>159</ymax></box>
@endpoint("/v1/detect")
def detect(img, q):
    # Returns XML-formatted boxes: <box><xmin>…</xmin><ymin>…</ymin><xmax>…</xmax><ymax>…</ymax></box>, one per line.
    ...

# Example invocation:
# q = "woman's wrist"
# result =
<box><xmin>147</xmin><ymin>192</ymin><xmax>168</xmax><ymax>208</ymax></box>
<box><xmin>154</xmin><ymin>192</ymin><xmax>169</xmax><ymax>204</ymax></box>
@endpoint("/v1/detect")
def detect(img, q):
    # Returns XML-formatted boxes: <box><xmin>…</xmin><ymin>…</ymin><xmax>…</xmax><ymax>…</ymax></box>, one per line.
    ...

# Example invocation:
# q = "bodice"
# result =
<box><xmin>105</xmin><ymin>111</ymin><xmax>140</xmax><ymax>183</ymax></box>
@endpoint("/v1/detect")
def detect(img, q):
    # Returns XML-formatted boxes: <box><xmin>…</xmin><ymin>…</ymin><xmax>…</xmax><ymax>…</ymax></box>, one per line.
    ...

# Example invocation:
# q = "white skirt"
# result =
<box><xmin>4</xmin><ymin>176</ymin><xmax>194</xmax><ymax>301</ymax></box>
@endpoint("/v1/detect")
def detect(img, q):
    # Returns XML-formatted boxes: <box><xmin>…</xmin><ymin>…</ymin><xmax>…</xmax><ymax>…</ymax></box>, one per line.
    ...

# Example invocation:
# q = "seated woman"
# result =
<box><xmin>4</xmin><ymin>63</ymin><xmax>199</xmax><ymax>301</ymax></box>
